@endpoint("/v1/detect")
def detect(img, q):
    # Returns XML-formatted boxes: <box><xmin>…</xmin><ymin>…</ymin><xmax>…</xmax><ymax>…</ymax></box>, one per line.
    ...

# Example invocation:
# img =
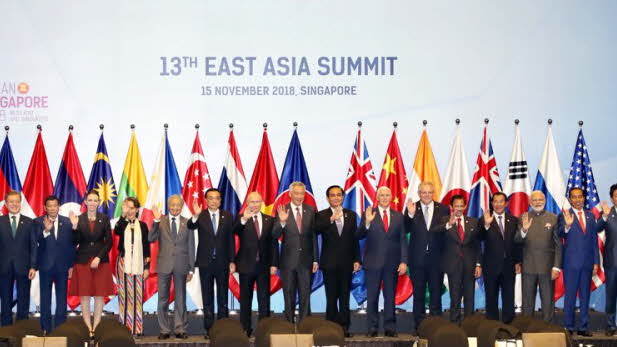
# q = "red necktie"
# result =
<box><xmin>383</xmin><ymin>210</ymin><xmax>389</xmax><ymax>232</ymax></box>
<box><xmin>577</xmin><ymin>211</ymin><xmax>586</xmax><ymax>234</ymax></box>
<box><xmin>253</xmin><ymin>215</ymin><xmax>260</xmax><ymax>239</ymax></box>
<box><xmin>296</xmin><ymin>207</ymin><xmax>302</xmax><ymax>234</ymax></box>
<box><xmin>457</xmin><ymin>218</ymin><xmax>464</xmax><ymax>241</ymax></box>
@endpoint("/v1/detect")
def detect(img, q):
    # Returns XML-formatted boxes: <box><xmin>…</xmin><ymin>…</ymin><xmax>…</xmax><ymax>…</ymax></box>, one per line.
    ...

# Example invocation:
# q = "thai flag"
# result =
<box><xmin>272</xmin><ymin>129</ymin><xmax>321</xmax><ymax>291</ymax></box>
<box><xmin>342</xmin><ymin>126</ymin><xmax>377</xmax><ymax>305</ymax></box>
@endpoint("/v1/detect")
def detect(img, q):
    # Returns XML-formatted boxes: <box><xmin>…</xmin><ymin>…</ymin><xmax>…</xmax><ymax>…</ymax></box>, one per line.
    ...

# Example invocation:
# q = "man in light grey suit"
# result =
<box><xmin>149</xmin><ymin>195</ymin><xmax>195</xmax><ymax>340</ymax></box>
<box><xmin>273</xmin><ymin>182</ymin><xmax>319</xmax><ymax>324</ymax></box>
<box><xmin>514</xmin><ymin>190</ymin><xmax>561</xmax><ymax>322</ymax></box>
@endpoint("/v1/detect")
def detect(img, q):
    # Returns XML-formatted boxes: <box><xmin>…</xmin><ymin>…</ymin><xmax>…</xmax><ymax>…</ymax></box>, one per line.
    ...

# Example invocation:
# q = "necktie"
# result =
<box><xmin>424</xmin><ymin>205</ymin><xmax>430</xmax><ymax>228</ymax></box>
<box><xmin>296</xmin><ymin>207</ymin><xmax>302</xmax><ymax>234</ymax></box>
<box><xmin>253</xmin><ymin>215</ymin><xmax>260</xmax><ymax>238</ymax></box>
<box><xmin>577</xmin><ymin>211</ymin><xmax>585</xmax><ymax>233</ymax></box>
<box><xmin>335</xmin><ymin>215</ymin><xmax>343</xmax><ymax>236</ymax></box>
<box><xmin>383</xmin><ymin>210</ymin><xmax>389</xmax><ymax>232</ymax></box>
<box><xmin>498</xmin><ymin>215</ymin><xmax>504</xmax><ymax>238</ymax></box>
<box><xmin>171</xmin><ymin>217</ymin><xmax>178</xmax><ymax>241</ymax></box>
<box><xmin>254</xmin><ymin>215</ymin><xmax>260</xmax><ymax>261</ymax></box>
<box><xmin>212</xmin><ymin>213</ymin><xmax>217</xmax><ymax>257</ymax></box>
<box><xmin>10</xmin><ymin>216</ymin><xmax>16</xmax><ymax>238</ymax></box>
<box><xmin>51</xmin><ymin>219</ymin><xmax>57</xmax><ymax>240</ymax></box>
<box><xmin>457</xmin><ymin>217</ymin><xmax>464</xmax><ymax>241</ymax></box>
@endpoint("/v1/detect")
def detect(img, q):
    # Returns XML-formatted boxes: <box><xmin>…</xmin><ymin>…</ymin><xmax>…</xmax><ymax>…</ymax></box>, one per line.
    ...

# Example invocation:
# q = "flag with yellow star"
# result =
<box><xmin>86</xmin><ymin>132</ymin><xmax>117</xmax><ymax>217</ymax></box>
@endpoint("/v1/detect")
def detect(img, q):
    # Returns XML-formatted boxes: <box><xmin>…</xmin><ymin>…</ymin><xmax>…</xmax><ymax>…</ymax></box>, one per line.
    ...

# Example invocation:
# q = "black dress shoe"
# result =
<box><xmin>175</xmin><ymin>333</ymin><xmax>188</xmax><ymax>339</ymax></box>
<box><xmin>577</xmin><ymin>330</ymin><xmax>592</xmax><ymax>337</ymax></box>
<box><xmin>384</xmin><ymin>330</ymin><xmax>398</xmax><ymax>337</ymax></box>
<box><xmin>245</xmin><ymin>329</ymin><xmax>253</xmax><ymax>337</ymax></box>
<box><xmin>607</xmin><ymin>328</ymin><xmax>617</xmax><ymax>336</ymax></box>
<box><xmin>344</xmin><ymin>331</ymin><xmax>353</xmax><ymax>338</ymax></box>
<box><xmin>204</xmin><ymin>333</ymin><xmax>210</xmax><ymax>340</ymax></box>
<box><xmin>566</xmin><ymin>329</ymin><xmax>574</xmax><ymax>336</ymax></box>
<box><xmin>366</xmin><ymin>331</ymin><xmax>378</xmax><ymax>338</ymax></box>
<box><xmin>158</xmin><ymin>333</ymin><xmax>170</xmax><ymax>340</ymax></box>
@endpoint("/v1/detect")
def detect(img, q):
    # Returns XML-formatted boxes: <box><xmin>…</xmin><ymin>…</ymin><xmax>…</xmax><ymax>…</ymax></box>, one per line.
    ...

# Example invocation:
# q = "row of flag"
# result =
<box><xmin>0</xmin><ymin>120</ymin><xmax>603</xmax><ymax>311</ymax></box>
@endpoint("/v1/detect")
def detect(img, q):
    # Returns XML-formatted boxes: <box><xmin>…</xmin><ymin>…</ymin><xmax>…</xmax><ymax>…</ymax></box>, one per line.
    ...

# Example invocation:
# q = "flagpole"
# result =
<box><xmin>228</xmin><ymin>121</ymin><xmax>239</xmax><ymax>317</ymax></box>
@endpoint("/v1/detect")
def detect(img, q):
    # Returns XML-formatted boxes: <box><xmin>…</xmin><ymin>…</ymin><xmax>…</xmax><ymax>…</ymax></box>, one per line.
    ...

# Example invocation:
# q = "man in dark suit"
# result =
<box><xmin>404</xmin><ymin>181</ymin><xmax>449</xmax><ymax>329</ymax></box>
<box><xmin>187</xmin><ymin>188</ymin><xmax>235</xmax><ymax>339</ymax></box>
<box><xmin>600</xmin><ymin>184</ymin><xmax>617</xmax><ymax>336</ymax></box>
<box><xmin>439</xmin><ymin>194</ymin><xmax>482</xmax><ymax>324</ymax></box>
<box><xmin>316</xmin><ymin>185</ymin><xmax>360</xmax><ymax>337</ymax></box>
<box><xmin>357</xmin><ymin>186</ymin><xmax>408</xmax><ymax>337</ymax></box>
<box><xmin>273</xmin><ymin>182</ymin><xmax>319</xmax><ymax>324</ymax></box>
<box><xmin>479</xmin><ymin>192</ymin><xmax>521</xmax><ymax>323</ymax></box>
<box><xmin>0</xmin><ymin>191</ymin><xmax>37</xmax><ymax>326</ymax></box>
<box><xmin>233</xmin><ymin>192</ymin><xmax>279</xmax><ymax>336</ymax></box>
<box><xmin>35</xmin><ymin>195</ymin><xmax>76</xmax><ymax>333</ymax></box>
<box><xmin>557</xmin><ymin>187</ymin><xmax>600</xmax><ymax>336</ymax></box>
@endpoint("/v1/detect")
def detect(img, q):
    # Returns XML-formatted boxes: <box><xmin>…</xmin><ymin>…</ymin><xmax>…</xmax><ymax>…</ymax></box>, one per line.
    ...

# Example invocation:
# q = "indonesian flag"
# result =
<box><xmin>181</xmin><ymin>130</ymin><xmax>214</xmax><ymax>309</ymax></box>
<box><xmin>376</xmin><ymin>127</ymin><xmax>413</xmax><ymax>305</ymax></box>
<box><xmin>22</xmin><ymin>129</ymin><xmax>54</xmax><ymax>305</ymax></box>
<box><xmin>440</xmin><ymin>124</ymin><xmax>471</xmax><ymax>206</ymax></box>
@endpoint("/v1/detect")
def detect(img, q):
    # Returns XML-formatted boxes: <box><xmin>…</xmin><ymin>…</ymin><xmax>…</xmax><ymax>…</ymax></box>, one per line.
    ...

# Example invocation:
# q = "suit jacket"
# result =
<box><xmin>598</xmin><ymin>206</ymin><xmax>617</xmax><ymax>270</ymax></box>
<box><xmin>149</xmin><ymin>215</ymin><xmax>195</xmax><ymax>275</ymax></box>
<box><xmin>0</xmin><ymin>214</ymin><xmax>37</xmax><ymax>275</ymax></box>
<box><xmin>439</xmin><ymin>215</ymin><xmax>481</xmax><ymax>274</ymax></box>
<box><xmin>272</xmin><ymin>203</ymin><xmax>318</xmax><ymax>270</ymax></box>
<box><xmin>73</xmin><ymin>213</ymin><xmax>113</xmax><ymax>264</ymax></box>
<box><xmin>232</xmin><ymin>213</ymin><xmax>279</xmax><ymax>274</ymax></box>
<box><xmin>479</xmin><ymin>213</ymin><xmax>521</xmax><ymax>276</ymax></box>
<box><xmin>315</xmin><ymin>208</ymin><xmax>360</xmax><ymax>271</ymax></box>
<box><xmin>357</xmin><ymin>208</ymin><xmax>408</xmax><ymax>271</ymax></box>
<box><xmin>114</xmin><ymin>217</ymin><xmax>151</xmax><ymax>263</ymax></box>
<box><xmin>34</xmin><ymin>215</ymin><xmax>76</xmax><ymax>273</ymax></box>
<box><xmin>188</xmin><ymin>209</ymin><xmax>235</xmax><ymax>268</ymax></box>
<box><xmin>405</xmin><ymin>201</ymin><xmax>449</xmax><ymax>268</ymax></box>
<box><xmin>557</xmin><ymin>208</ymin><xmax>600</xmax><ymax>271</ymax></box>
<box><xmin>514</xmin><ymin>209</ymin><xmax>561</xmax><ymax>275</ymax></box>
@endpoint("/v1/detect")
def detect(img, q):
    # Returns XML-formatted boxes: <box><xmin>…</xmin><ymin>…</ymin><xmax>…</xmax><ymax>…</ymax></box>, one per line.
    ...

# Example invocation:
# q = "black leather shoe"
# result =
<box><xmin>175</xmin><ymin>333</ymin><xmax>188</xmax><ymax>339</ymax></box>
<box><xmin>366</xmin><ymin>331</ymin><xmax>378</xmax><ymax>337</ymax></box>
<box><xmin>577</xmin><ymin>330</ymin><xmax>592</xmax><ymax>337</ymax></box>
<box><xmin>384</xmin><ymin>330</ymin><xmax>398</xmax><ymax>337</ymax></box>
<box><xmin>566</xmin><ymin>329</ymin><xmax>574</xmax><ymax>336</ymax></box>
<box><xmin>607</xmin><ymin>328</ymin><xmax>617</xmax><ymax>336</ymax></box>
<box><xmin>204</xmin><ymin>333</ymin><xmax>210</xmax><ymax>340</ymax></box>
<box><xmin>245</xmin><ymin>329</ymin><xmax>253</xmax><ymax>337</ymax></box>
<box><xmin>158</xmin><ymin>333</ymin><xmax>170</xmax><ymax>340</ymax></box>
<box><xmin>344</xmin><ymin>331</ymin><xmax>353</xmax><ymax>338</ymax></box>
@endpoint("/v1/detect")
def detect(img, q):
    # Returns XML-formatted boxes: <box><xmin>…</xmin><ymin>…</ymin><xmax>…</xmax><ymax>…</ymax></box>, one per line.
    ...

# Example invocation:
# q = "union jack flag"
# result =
<box><xmin>343</xmin><ymin>126</ymin><xmax>377</xmax><ymax>304</ymax></box>
<box><xmin>468</xmin><ymin>124</ymin><xmax>502</xmax><ymax>218</ymax></box>
<box><xmin>566</xmin><ymin>128</ymin><xmax>604</xmax><ymax>290</ymax></box>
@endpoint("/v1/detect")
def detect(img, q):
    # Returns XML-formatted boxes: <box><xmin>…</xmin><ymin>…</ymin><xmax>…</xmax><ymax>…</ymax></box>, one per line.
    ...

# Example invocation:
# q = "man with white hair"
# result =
<box><xmin>357</xmin><ymin>186</ymin><xmax>408</xmax><ymax>337</ymax></box>
<box><xmin>273</xmin><ymin>182</ymin><xmax>319</xmax><ymax>324</ymax></box>
<box><xmin>514</xmin><ymin>190</ymin><xmax>561</xmax><ymax>323</ymax></box>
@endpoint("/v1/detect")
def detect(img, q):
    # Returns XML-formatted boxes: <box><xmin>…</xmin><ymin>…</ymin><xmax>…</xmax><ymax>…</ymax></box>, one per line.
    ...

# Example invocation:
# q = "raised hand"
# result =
<box><xmin>483</xmin><ymin>209</ymin><xmax>494</xmax><ymax>227</ymax></box>
<box><xmin>153</xmin><ymin>208</ymin><xmax>162</xmax><ymax>220</ymax></box>
<box><xmin>563</xmin><ymin>209</ymin><xmax>574</xmax><ymax>228</ymax></box>
<box><xmin>602</xmin><ymin>201</ymin><xmax>612</xmax><ymax>216</ymax></box>
<box><xmin>69</xmin><ymin>211</ymin><xmax>79</xmax><ymax>229</ymax></box>
<box><xmin>365</xmin><ymin>206</ymin><xmax>376</xmax><ymax>223</ymax></box>
<box><xmin>521</xmin><ymin>212</ymin><xmax>533</xmax><ymax>231</ymax></box>
<box><xmin>43</xmin><ymin>216</ymin><xmax>53</xmax><ymax>232</ymax></box>
<box><xmin>331</xmin><ymin>207</ymin><xmax>343</xmax><ymax>222</ymax></box>
<box><xmin>192</xmin><ymin>200</ymin><xmax>203</xmax><ymax>217</ymax></box>
<box><xmin>242</xmin><ymin>208</ymin><xmax>254</xmax><ymax>222</ymax></box>
<box><xmin>277</xmin><ymin>205</ymin><xmax>289</xmax><ymax>223</ymax></box>
<box><xmin>448</xmin><ymin>213</ymin><xmax>457</xmax><ymax>227</ymax></box>
<box><xmin>406</xmin><ymin>199</ymin><xmax>416</xmax><ymax>215</ymax></box>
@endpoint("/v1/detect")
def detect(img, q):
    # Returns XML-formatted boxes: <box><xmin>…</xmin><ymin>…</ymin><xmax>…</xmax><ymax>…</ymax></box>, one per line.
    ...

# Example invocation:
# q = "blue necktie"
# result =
<box><xmin>212</xmin><ymin>213</ymin><xmax>217</xmax><ymax>257</ymax></box>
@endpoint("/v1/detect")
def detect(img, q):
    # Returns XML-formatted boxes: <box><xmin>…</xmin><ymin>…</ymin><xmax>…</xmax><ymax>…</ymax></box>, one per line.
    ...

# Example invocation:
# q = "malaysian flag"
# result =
<box><xmin>342</xmin><ymin>125</ymin><xmax>377</xmax><ymax>305</ymax></box>
<box><xmin>565</xmin><ymin>127</ymin><xmax>604</xmax><ymax>290</ymax></box>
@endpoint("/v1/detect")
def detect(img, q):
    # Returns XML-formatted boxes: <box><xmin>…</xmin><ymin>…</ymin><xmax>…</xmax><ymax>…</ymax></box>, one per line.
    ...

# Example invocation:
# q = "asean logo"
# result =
<box><xmin>17</xmin><ymin>83</ymin><xmax>29</xmax><ymax>94</ymax></box>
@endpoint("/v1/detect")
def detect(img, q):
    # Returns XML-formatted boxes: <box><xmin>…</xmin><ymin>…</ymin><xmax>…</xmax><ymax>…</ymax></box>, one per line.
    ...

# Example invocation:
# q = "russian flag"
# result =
<box><xmin>533</xmin><ymin>123</ymin><xmax>567</xmax><ymax>215</ymax></box>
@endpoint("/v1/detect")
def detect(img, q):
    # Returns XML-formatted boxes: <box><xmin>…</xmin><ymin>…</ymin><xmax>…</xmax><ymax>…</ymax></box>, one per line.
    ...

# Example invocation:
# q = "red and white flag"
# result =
<box><xmin>181</xmin><ymin>130</ymin><xmax>214</xmax><ymax>309</ymax></box>
<box><xmin>439</xmin><ymin>123</ymin><xmax>471</xmax><ymax>206</ymax></box>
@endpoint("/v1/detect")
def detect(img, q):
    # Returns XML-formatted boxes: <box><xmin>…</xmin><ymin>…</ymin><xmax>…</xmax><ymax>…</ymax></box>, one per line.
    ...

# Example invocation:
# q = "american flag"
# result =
<box><xmin>343</xmin><ymin>126</ymin><xmax>377</xmax><ymax>305</ymax></box>
<box><xmin>468</xmin><ymin>124</ymin><xmax>502</xmax><ymax>218</ymax></box>
<box><xmin>566</xmin><ymin>128</ymin><xmax>605</xmax><ymax>290</ymax></box>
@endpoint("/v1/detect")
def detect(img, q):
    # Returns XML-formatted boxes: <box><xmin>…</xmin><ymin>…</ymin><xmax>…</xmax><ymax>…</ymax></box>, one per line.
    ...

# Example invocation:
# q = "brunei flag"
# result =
<box><xmin>244</xmin><ymin>126</ymin><xmax>281</xmax><ymax>293</ymax></box>
<box><xmin>377</xmin><ymin>126</ymin><xmax>413</xmax><ymax>305</ymax></box>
